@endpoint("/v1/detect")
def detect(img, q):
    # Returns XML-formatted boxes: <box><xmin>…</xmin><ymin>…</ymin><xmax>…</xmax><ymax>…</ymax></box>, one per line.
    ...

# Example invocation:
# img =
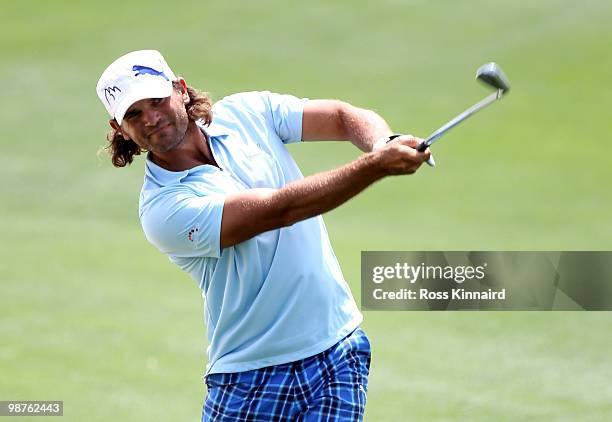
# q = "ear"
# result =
<box><xmin>109</xmin><ymin>119</ymin><xmax>131</xmax><ymax>140</ymax></box>
<box><xmin>177</xmin><ymin>78</ymin><xmax>190</xmax><ymax>104</ymax></box>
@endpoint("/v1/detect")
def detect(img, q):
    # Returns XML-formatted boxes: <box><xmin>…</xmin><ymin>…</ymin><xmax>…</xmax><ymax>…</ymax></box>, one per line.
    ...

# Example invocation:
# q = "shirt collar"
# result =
<box><xmin>144</xmin><ymin>154</ymin><xmax>191</xmax><ymax>187</ymax></box>
<box><xmin>197</xmin><ymin>119</ymin><xmax>230</xmax><ymax>139</ymax></box>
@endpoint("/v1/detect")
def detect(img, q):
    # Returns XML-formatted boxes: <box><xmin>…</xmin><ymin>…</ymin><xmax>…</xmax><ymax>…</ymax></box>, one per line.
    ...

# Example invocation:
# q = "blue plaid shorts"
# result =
<box><xmin>202</xmin><ymin>327</ymin><xmax>371</xmax><ymax>421</ymax></box>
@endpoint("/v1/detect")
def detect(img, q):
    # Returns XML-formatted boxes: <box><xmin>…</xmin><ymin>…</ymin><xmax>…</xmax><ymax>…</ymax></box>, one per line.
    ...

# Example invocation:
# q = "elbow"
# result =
<box><xmin>278</xmin><ymin>209</ymin><xmax>302</xmax><ymax>228</ymax></box>
<box><xmin>335</xmin><ymin>101</ymin><xmax>354</xmax><ymax>141</ymax></box>
<box><xmin>276</xmin><ymin>203</ymin><xmax>299</xmax><ymax>228</ymax></box>
<box><xmin>269</xmin><ymin>191</ymin><xmax>302</xmax><ymax>228</ymax></box>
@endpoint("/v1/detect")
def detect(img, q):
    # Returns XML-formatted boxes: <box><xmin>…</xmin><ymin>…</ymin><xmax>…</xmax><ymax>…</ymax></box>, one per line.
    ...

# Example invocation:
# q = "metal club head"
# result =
<box><xmin>476</xmin><ymin>62</ymin><xmax>510</xmax><ymax>95</ymax></box>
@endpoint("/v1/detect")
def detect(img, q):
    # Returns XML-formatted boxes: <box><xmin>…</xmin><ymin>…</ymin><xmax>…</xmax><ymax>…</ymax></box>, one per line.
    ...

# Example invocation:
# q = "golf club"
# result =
<box><xmin>417</xmin><ymin>62</ymin><xmax>511</xmax><ymax>167</ymax></box>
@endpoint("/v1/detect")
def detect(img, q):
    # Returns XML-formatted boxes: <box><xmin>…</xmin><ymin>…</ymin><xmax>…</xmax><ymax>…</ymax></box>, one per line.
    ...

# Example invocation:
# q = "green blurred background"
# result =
<box><xmin>1</xmin><ymin>0</ymin><xmax>611</xmax><ymax>420</ymax></box>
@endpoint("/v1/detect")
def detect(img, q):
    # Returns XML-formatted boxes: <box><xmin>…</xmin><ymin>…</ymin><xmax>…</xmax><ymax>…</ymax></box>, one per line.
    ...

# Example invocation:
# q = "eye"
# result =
<box><xmin>124</xmin><ymin>110</ymin><xmax>140</xmax><ymax>121</ymax></box>
<box><xmin>152</xmin><ymin>98</ymin><xmax>164</xmax><ymax>105</ymax></box>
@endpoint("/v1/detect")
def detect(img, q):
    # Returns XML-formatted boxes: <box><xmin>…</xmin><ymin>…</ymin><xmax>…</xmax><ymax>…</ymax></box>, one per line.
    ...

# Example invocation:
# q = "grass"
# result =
<box><xmin>1</xmin><ymin>0</ymin><xmax>611</xmax><ymax>420</ymax></box>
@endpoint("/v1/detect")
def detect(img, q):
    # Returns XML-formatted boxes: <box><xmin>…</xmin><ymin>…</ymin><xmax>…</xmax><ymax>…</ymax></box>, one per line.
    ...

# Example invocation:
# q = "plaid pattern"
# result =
<box><xmin>202</xmin><ymin>327</ymin><xmax>371</xmax><ymax>421</ymax></box>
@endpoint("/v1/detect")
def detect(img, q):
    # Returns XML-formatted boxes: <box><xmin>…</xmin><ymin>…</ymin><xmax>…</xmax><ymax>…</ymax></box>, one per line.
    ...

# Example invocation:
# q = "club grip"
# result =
<box><xmin>386</xmin><ymin>135</ymin><xmax>435</xmax><ymax>167</ymax></box>
<box><xmin>388</xmin><ymin>134</ymin><xmax>428</xmax><ymax>151</ymax></box>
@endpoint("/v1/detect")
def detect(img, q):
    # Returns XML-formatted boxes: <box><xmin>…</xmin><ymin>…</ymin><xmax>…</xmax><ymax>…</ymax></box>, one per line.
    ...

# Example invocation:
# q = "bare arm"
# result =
<box><xmin>301</xmin><ymin>99</ymin><xmax>394</xmax><ymax>152</ymax></box>
<box><xmin>220</xmin><ymin>137</ymin><xmax>430</xmax><ymax>248</ymax></box>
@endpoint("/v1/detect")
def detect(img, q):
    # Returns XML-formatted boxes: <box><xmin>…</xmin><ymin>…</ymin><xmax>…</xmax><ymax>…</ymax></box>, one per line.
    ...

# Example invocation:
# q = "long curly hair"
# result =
<box><xmin>105</xmin><ymin>81</ymin><xmax>213</xmax><ymax>167</ymax></box>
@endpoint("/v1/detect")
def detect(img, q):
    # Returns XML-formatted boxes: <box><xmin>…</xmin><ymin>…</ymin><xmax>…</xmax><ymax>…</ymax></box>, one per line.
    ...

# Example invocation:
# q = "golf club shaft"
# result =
<box><xmin>418</xmin><ymin>89</ymin><xmax>502</xmax><ymax>152</ymax></box>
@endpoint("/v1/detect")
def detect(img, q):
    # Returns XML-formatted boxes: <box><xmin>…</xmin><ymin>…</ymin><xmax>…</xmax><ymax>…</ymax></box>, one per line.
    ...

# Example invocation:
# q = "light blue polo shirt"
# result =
<box><xmin>139</xmin><ymin>91</ymin><xmax>362</xmax><ymax>376</ymax></box>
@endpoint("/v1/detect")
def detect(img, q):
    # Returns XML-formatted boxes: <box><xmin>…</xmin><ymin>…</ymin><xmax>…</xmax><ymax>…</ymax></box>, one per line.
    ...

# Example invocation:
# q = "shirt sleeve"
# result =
<box><xmin>262</xmin><ymin>91</ymin><xmax>308</xmax><ymax>144</ymax></box>
<box><xmin>141</xmin><ymin>190</ymin><xmax>226</xmax><ymax>259</ymax></box>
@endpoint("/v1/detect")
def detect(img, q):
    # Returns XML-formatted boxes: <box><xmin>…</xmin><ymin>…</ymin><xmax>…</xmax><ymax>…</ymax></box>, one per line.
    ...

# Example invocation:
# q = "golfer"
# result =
<box><xmin>96</xmin><ymin>50</ymin><xmax>430</xmax><ymax>421</ymax></box>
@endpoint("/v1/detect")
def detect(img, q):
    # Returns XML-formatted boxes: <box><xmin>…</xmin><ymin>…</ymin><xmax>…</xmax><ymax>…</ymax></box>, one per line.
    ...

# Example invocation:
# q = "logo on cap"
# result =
<box><xmin>104</xmin><ymin>86</ymin><xmax>122</xmax><ymax>104</ymax></box>
<box><xmin>132</xmin><ymin>65</ymin><xmax>170</xmax><ymax>81</ymax></box>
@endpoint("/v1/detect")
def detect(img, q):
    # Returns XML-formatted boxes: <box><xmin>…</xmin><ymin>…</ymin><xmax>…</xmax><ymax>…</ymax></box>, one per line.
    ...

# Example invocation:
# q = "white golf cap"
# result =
<box><xmin>96</xmin><ymin>50</ymin><xmax>177</xmax><ymax>125</ymax></box>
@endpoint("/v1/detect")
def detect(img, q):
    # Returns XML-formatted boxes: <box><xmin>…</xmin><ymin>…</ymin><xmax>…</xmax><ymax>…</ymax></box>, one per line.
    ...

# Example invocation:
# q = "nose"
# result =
<box><xmin>143</xmin><ymin>107</ymin><xmax>161</xmax><ymax>127</ymax></box>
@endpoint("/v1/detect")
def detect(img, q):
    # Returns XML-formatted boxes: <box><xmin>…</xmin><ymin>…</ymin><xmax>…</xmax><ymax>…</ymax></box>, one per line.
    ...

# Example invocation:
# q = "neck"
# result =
<box><xmin>150</xmin><ymin>121</ymin><xmax>217</xmax><ymax>172</ymax></box>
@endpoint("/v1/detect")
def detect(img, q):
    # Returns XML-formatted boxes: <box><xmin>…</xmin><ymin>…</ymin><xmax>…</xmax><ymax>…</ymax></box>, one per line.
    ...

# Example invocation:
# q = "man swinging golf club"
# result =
<box><xmin>96</xmin><ymin>49</ymin><xmax>430</xmax><ymax>421</ymax></box>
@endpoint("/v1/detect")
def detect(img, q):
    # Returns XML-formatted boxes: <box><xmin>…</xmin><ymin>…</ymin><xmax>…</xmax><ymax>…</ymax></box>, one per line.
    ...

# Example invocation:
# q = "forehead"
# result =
<box><xmin>125</xmin><ymin>93</ymin><xmax>173</xmax><ymax>113</ymax></box>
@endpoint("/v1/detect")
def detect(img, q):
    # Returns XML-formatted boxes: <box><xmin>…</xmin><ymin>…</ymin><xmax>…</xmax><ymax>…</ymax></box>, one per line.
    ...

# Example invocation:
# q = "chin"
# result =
<box><xmin>154</xmin><ymin>137</ymin><xmax>184</xmax><ymax>153</ymax></box>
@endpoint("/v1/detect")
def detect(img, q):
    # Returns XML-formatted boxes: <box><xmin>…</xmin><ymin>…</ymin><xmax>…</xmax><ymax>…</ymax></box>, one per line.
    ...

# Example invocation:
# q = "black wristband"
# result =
<box><xmin>385</xmin><ymin>134</ymin><xmax>428</xmax><ymax>152</ymax></box>
<box><xmin>385</xmin><ymin>134</ymin><xmax>402</xmax><ymax>143</ymax></box>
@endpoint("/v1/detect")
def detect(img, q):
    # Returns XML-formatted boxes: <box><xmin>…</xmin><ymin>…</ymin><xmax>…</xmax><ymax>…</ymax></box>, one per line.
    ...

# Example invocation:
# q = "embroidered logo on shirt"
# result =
<box><xmin>188</xmin><ymin>227</ymin><xmax>199</xmax><ymax>242</ymax></box>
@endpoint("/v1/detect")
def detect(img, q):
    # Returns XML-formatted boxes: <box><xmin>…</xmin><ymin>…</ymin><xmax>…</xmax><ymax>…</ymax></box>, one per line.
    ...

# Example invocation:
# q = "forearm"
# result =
<box><xmin>302</xmin><ymin>100</ymin><xmax>394</xmax><ymax>152</ymax></box>
<box><xmin>273</xmin><ymin>152</ymin><xmax>385</xmax><ymax>226</ymax></box>
<box><xmin>221</xmin><ymin>137</ymin><xmax>429</xmax><ymax>247</ymax></box>
<box><xmin>222</xmin><ymin>152</ymin><xmax>386</xmax><ymax>247</ymax></box>
<box><xmin>339</xmin><ymin>104</ymin><xmax>394</xmax><ymax>152</ymax></box>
